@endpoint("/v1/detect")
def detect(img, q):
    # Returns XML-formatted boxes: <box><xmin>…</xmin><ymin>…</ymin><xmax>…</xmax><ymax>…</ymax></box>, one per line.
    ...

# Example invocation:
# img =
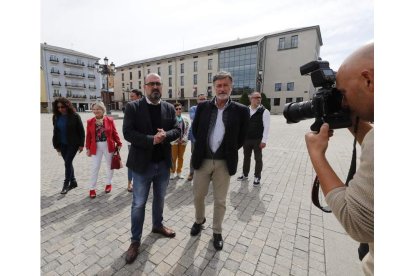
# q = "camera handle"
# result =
<box><xmin>311</xmin><ymin>117</ymin><xmax>359</xmax><ymax>213</ymax></box>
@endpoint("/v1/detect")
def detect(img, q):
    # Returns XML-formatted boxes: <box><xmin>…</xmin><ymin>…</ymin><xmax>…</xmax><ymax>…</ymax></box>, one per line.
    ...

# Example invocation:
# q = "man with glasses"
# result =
<box><xmin>187</xmin><ymin>94</ymin><xmax>207</xmax><ymax>181</ymax></box>
<box><xmin>123</xmin><ymin>73</ymin><xmax>180</xmax><ymax>264</ymax></box>
<box><xmin>237</xmin><ymin>91</ymin><xmax>270</xmax><ymax>186</ymax></box>
<box><xmin>190</xmin><ymin>71</ymin><xmax>250</xmax><ymax>250</ymax></box>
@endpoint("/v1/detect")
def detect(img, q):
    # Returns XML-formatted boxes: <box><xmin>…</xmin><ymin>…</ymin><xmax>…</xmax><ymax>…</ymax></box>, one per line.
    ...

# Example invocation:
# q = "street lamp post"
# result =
<box><xmin>95</xmin><ymin>57</ymin><xmax>116</xmax><ymax>114</ymax></box>
<box><xmin>256</xmin><ymin>69</ymin><xmax>263</xmax><ymax>92</ymax></box>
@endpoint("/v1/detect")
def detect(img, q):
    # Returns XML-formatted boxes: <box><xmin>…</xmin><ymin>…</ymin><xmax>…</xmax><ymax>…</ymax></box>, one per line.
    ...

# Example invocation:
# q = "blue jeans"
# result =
<box><xmin>131</xmin><ymin>160</ymin><xmax>170</xmax><ymax>243</ymax></box>
<box><xmin>60</xmin><ymin>144</ymin><xmax>78</xmax><ymax>183</ymax></box>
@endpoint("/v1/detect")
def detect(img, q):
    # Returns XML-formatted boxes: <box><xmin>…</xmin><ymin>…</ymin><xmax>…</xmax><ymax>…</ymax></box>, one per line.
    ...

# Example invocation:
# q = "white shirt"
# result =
<box><xmin>209</xmin><ymin>98</ymin><xmax>229</xmax><ymax>153</ymax></box>
<box><xmin>145</xmin><ymin>96</ymin><xmax>161</xmax><ymax>105</ymax></box>
<box><xmin>249</xmin><ymin>105</ymin><xmax>270</xmax><ymax>144</ymax></box>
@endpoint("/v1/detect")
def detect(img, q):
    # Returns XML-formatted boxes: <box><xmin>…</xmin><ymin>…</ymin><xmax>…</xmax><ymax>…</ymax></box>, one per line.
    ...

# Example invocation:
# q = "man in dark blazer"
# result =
<box><xmin>190</xmin><ymin>71</ymin><xmax>250</xmax><ymax>250</ymax></box>
<box><xmin>123</xmin><ymin>73</ymin><xmax>180</xmax><ymax>264</ymax></box>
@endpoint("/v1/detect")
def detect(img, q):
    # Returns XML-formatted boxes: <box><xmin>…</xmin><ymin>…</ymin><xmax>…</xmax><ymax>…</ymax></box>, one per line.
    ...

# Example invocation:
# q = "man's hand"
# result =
<box><xmin>305</xmin><ymin>123</ymin><xmax>333</xmax><ymax>158</ymax></box>
<box><xmin>153</xmin><ymin>128</ymin><xmax>167</xmax><ymax>144</ymax></box>
<box><xmin>86</xmin><ymin>149</ymin><xmax>91</xmax><ymax>157</ymax></box>
<box><xmin>259</xmin><ymin>142</ymin><xmax>266</xmax><ymax>149</ymax></box>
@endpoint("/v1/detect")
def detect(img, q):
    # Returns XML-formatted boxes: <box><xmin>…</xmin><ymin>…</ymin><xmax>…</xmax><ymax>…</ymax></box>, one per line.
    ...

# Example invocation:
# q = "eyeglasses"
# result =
<box><xmin>145</xmin><ymin>82</ymin><xmax>162</xmax><ymax>87</ymax></box>
<box><xmin>57</xmin><ymin>105</ymin><xmax>66</xmax><ymax>109</ymax></box>
<box><xmin>175</xmin><ymin>108</ymin><xmax>182</xmax><ymax>110</ymax></box>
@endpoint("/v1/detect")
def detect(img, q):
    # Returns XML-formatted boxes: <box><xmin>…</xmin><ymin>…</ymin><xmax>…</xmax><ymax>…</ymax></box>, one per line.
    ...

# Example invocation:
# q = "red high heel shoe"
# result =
<box><xmin>89</xmin><ymin>190</ymin><xmax>96</xmax><ymax>199</ymax></box>
<box><xmin>105</xmin><ymin>184</ymin><xmax>112</xmax><ymax>193</ymax></box>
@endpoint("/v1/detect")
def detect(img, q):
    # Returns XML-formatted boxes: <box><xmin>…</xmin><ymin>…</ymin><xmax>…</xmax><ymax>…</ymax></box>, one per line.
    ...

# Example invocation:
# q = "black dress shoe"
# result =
<box><xmin>190</xmin><ymin>218</ymin><xmax>206</xmax><ymax>236</ymax></box>
<box><xmin>213</xmin><ymin>233</ymin><xmax>223</xmax><ymax>250</ymax></box>
<box><xmin>60</xmin><ymin>181</ymin><xmax>70</xmax><ymax>194</ymax></box>
<box><xmin>69</xmin><ymin>180</ymin><xmax>78</xmax><ymax>190</ymax></box>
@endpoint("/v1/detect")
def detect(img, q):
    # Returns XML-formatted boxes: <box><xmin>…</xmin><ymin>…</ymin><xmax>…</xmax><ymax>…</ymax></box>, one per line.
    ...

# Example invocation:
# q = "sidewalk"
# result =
<box><xmin>41</xmin><ymin>112</ymin><xmax>363</xmax><ymax>276</ymax></box>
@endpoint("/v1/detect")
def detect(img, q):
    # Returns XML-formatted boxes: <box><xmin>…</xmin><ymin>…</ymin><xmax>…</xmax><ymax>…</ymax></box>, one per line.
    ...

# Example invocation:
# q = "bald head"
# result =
<box><xmin>338</xmin><ymin>43</ymin><xmax>374</xmax><ymax>76</ymax></box>
<box><xmin>336</xmin><ymin>43</ymin><xmax>374</xmax><ymax>122</ymax></box>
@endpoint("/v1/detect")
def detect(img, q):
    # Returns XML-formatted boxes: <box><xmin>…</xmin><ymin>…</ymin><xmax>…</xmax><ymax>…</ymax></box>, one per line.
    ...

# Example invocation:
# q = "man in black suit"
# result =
<box><xmin>190</xmin><ymin>71</ymin><xmax>250</xmax><ymax>250</ymax></box>
<box><xmin>123</xmin><ymin>73</ymin><xmax>180</xmax><ymax>264</ymax></box>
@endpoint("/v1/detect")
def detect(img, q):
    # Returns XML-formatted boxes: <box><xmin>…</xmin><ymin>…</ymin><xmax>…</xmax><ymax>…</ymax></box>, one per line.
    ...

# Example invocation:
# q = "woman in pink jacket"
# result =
<box><xmin>85</xmin><ymin>102</ymin><xmax>122</xmax><ymax>198</ymax></box>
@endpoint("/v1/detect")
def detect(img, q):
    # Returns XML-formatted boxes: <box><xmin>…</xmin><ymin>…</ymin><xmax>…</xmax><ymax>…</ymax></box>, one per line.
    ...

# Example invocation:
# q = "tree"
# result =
<box><xmin>261</xmin><ymin>92</ymin><xmax>271</xmax><ymax>111</ymax></box>
<box><xmin>239</xmin><ymin>91</ymin><xmax>250</xmax><ymax>106</ymax></box>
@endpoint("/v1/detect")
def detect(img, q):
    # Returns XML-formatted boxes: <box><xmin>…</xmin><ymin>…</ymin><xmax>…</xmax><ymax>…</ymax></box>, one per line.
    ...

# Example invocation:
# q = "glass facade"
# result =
<box><xmin>219</xmin><ymin>44</ymin><xmax>257</xmax><ymax>95</ymax></box>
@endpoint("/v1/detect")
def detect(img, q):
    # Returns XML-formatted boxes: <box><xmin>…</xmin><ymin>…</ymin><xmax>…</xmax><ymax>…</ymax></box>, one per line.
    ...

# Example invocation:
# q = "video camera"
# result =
<box><xmin>283</xmin><ymin>60</ymin><xmax>352</xmax><ymax>131</ymax></box>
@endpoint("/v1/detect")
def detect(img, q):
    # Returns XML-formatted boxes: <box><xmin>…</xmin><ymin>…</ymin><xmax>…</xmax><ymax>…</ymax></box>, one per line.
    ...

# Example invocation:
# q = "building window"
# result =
<box><xmin>193</xmin><ymin>74</ymin><xmax>198</xmax><ymax>85</ymax></box>
<box><xmin>168</xmin><ymin>89</ymin><xmax>172</xmax><ymax>98</ymax></box>
<box><xmin>130</xmin><ymin>82</ymin><xmax>133</xmax><ymax>89</ymax></box>
<box><xmin>130</xmin><ymin>72</ymin><xmax>132</xmax><ymax>80</ymax></box>
<box><xmin>180</xmin><ymin>63</ymin><xmax>184</xmax><ymax>74</ymax></box>
<box><xmin>138</xmin><ymin>71</ymin><xmax>141</xmax><ymax>79</ymax></box>
<box><xmin>208</xmin><ymin>59</ymin><xmax>212</xmax><ymax>70</ymax></box>
<box><xmin>168</xmin><ymin>65</ymin><xmax>172</xmax><ymax>75</ymax></box>
<box><xmin>278</xmin><ymin>37</ymin><xmax>285</xmax><ymax>49</ymax></box>
<box><xmin>180</xmin><ymin>76</ymin><xmax>184</xmax><ymax>86</ymax></box>
<box><xmin>122</xmin><ymin>73</ymin><xmax>124</xmax><ymax>81</ymax></box>
<box><xmin>286</xmin><ymin>98</ymin><xmax>293</xmax><ymax>103</ymax></box>
<box><xmin>287</xmin><ymin>82</ymin><xmax>294</xmax><ymax>91</ymax></box>
<box><xmin>139</xmin><ymin>81</ymin><xmax>141</xmax><ymax>89</ymax></box>
<box><xmin>296</xmin><ymin>97</ymin><xmax>303</xmax><ymax>102</ymax></box>
<box><xmin>208</xmin><ymin>73</ymin><xmax>212</xmax><ymax>83</ymax></box>
<box><xmin>169</xmin><ymin>77</ymin><xmax>172</xmax><ymax>87</ymax></box>
<box><xmin>147</xmin><ymin>69</ymin><xmax>150</xmax><ymax>74</ymax></box>
<box><xmin>193</xmin><ymin>61</ymin><xmax>198</xmax><ymax>72</ymax></box>
<box><xmin>180</xmin><ymin>88</ymin><xmax>184</xmax><ymax>98</ymax></box>
<box><xmin>157</xmin><ymin>67</ymin><xmax>161</xmax><ymax>76</ymax></box>
<box><xmin>275</xmin><ymin>83</ymin><xmax>282</xmax><ymax>91</ymax></box>
<box><xmin>291</xmin><ymin>35</ymin><xmax>298</xmax><ymax>48</ymax></box>
<box><xmin>273</xmin><ymin>98</ymin><xmax>280</xmax><ymax>106</ymax></box>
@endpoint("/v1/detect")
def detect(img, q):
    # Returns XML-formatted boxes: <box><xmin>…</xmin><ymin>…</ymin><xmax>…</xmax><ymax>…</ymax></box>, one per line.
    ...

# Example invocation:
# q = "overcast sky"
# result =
<box><xmin>41</xmin><ymin>0</ymin><xmax>373</xmax><ymax>71</ymax></box>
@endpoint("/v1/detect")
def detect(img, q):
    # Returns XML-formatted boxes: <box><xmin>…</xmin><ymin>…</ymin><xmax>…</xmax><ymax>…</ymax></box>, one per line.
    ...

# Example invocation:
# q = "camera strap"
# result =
<box><xmin>311</xmin><ymin>117</ymin><xmax>359</xmax><ymax>213</ymax></box>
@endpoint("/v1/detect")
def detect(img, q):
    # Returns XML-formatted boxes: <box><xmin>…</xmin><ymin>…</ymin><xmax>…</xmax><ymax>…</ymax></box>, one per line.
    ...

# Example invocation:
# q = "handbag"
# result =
<box><xmin>111</xmin><ymin>148</ymin><xmax>123</xmax><ymax>170</ymax></box>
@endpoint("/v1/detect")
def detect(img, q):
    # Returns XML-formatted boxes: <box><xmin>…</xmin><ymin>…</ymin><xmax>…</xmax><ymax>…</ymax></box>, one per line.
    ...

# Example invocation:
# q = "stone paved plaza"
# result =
<box><xmin>41</xmin><ymin>111</ymin><xmax>363</xmax><ymax>276</ymax></box>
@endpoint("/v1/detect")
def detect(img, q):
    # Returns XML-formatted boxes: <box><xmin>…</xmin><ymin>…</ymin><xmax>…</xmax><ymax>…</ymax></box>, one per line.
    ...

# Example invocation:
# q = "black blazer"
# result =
<box><xmin>52</xmin><ymin>113</ymin><xmax>85</xmax><ymax>150</ymax></box>
<box><xmin>191</xmin><ymin>98</ymin><xmax>250</xmax><ymax>176</ymax></box>
<box><xmin>123</xmin><ymin>98</ymin><xmax>180</xmax><ymax>173</ymax></box>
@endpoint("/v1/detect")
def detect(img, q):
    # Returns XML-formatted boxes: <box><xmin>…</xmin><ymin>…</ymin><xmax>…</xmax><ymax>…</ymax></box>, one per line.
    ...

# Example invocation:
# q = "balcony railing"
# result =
<box><xmin>89</xmin><ymin>85</ymin><xmax>97</xmax><ymax>89</ymax></box>
<box><xmin>64</xmin><ymin>71</ymin><xmax>85</xmax><ymax>78</ymax></box>
<box><xmin>63</xmin><ymin>58</ymin><xmax>85</xmax><ymax>67</ymax></box>
<box><xmin>50</xmin><ymin>70</ymin><xmax>60</xmax><ymax>75</ymax></box>
<box><xmin>51</xmin><ymin>81</ymin><xmax>61</xmax><ymax>86</ymax></box>
<box><xmin>65</xmin><ymin>82</ymin><xmax>86</xmax><ymax>89</ymax></box>
<box><xmin>87</xmin><ymin>64</ymin><xmax>95</xmax><ymax>69</ymax></box>
<box><xmin>88</xmin><ymin>74</ymin><xmax>96</xmax><ymax>79</ymax></box>
<box><xmin>50</xmin><ymin>57</ymin><xmax>59</xmax><ymax>63</ymax></box>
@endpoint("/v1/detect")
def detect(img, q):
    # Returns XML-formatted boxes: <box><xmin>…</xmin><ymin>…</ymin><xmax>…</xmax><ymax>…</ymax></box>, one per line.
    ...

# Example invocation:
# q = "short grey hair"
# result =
<box><xmin>213</xmin><ymin>71</ymin><xmax>233</xmax><ymax>83</ymax></box>
<box><xmin>92</xmin><ymin>101</ymin><xmax>106</xmax><ymax>114</ymax></box>
<box><xmin>145</xmin><ymin>73</ymin><xmax>162</xmax><ymax>83</ymax></box>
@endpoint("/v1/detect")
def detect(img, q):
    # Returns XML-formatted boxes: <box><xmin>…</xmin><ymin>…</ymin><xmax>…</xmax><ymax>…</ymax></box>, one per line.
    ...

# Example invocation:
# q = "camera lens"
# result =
<box><xmin>283</xmin><ymin>100</ymin><xmax>314</xmax><ymax>123</ymax></box>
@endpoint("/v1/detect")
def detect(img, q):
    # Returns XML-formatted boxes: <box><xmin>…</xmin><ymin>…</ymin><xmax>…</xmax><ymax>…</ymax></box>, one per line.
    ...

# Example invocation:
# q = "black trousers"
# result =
<box><xmin>60</xmin><ymin>144</ymin><xmax>78</xmax><ymax>183</ymax></box>
<box><xmin>242</xmin><ymin>139</ymin><xmax>263</xmax><ymax>178</ymax></box>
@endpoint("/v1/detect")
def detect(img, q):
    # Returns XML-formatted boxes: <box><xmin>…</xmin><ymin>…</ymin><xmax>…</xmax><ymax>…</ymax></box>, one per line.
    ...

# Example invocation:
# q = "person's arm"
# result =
<box><xmin>76</xmin><ymin>114</ymin><xmax>85</xmax><ymax>152</ymax></box>
<box><xmin>122</xmin><ymin>102</ymin><xmax>154</xmax><ymax>149</ymax></box>
<box><xmin>164</xmin><ymin>108</ymin><xmax>181</xmax><ymax>143</ymax></box>
<box><xmin>260</xmin><ymin>109</ymin><xmax>270</xmax><ymax>148</ymax></box>
<box><xmin>237</xmin><ymin>106</ymin><xmax>250</xmax><ymax>149</ymax></box>
<box><xmin>111</xmin><ymin>118</ymin><xmax>122</xmax><ymax>148</ymax></box>
<box><xmin>305</xmin><ymin>123</ymin><xmax>344</xmax><ymax>196</ymax></box>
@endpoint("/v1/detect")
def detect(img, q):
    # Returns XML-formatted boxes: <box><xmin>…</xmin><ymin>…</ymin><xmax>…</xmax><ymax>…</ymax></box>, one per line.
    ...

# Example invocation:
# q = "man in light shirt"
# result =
<box><xmin>237</xmin><ymin>91</ymin><xmax>270</xmax><ymax>186</ymax></box>
<box><xmin>190</xmin><ymin>71</ymin><xmax>249</xmax><ymax>250</ymax></box>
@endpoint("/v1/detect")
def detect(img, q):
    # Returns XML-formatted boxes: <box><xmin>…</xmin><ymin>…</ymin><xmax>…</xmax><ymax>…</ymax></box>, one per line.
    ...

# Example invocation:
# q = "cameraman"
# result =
<box><xmin>305</xmin><ymin>43</ymin><xmax>374</xmax><ymax>276</ymax></box>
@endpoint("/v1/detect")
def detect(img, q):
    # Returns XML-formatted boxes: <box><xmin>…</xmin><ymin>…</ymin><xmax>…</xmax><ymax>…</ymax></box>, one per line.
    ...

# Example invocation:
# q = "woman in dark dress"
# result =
<box><xmin>52</xmin><ymin>97</ymin><xmax>85</xmax><ymax>194</ymax></box>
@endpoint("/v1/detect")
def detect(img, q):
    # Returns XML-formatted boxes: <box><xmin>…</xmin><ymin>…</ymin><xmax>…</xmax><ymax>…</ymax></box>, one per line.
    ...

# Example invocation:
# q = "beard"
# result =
<box><xmin>216</xmin><ymin>92</ymin><xmax>229</xmax><ymax>101</ymax></box>
<box><xmin>148</xmin><ymin>89</ymin><xmax>161</xmax><ymax>101</ymax></box>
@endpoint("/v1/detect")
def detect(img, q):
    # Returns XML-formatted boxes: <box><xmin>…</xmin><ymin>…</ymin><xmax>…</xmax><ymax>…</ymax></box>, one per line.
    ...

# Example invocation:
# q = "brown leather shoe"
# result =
<box><xmin>125</xmin><ymin>242</ymin><xmax>140</xmax><ymax>264</ymax></box>
<box><xmin>152</xmin><ymin>225</ymin><xmax>176</xmax><ymax>238</ymax></box>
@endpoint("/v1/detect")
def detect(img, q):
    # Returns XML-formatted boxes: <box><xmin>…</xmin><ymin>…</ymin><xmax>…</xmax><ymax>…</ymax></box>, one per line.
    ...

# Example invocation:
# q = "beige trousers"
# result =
<box><xmin>193</xmin><ymin>159</ymin><xmax>231</xmax><ymax>234</ymax></box>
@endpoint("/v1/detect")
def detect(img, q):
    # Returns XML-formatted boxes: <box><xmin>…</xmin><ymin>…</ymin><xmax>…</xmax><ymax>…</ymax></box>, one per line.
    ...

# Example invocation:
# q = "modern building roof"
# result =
<box><xmin>118</xmin><ymin>25</ymin><xmax>322</xmax><ymax>68</ymax></box>
<box><xmin>41</xmin><ymin>42</ymin><xmax>100</xmax><ymax>60</ymax></box>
